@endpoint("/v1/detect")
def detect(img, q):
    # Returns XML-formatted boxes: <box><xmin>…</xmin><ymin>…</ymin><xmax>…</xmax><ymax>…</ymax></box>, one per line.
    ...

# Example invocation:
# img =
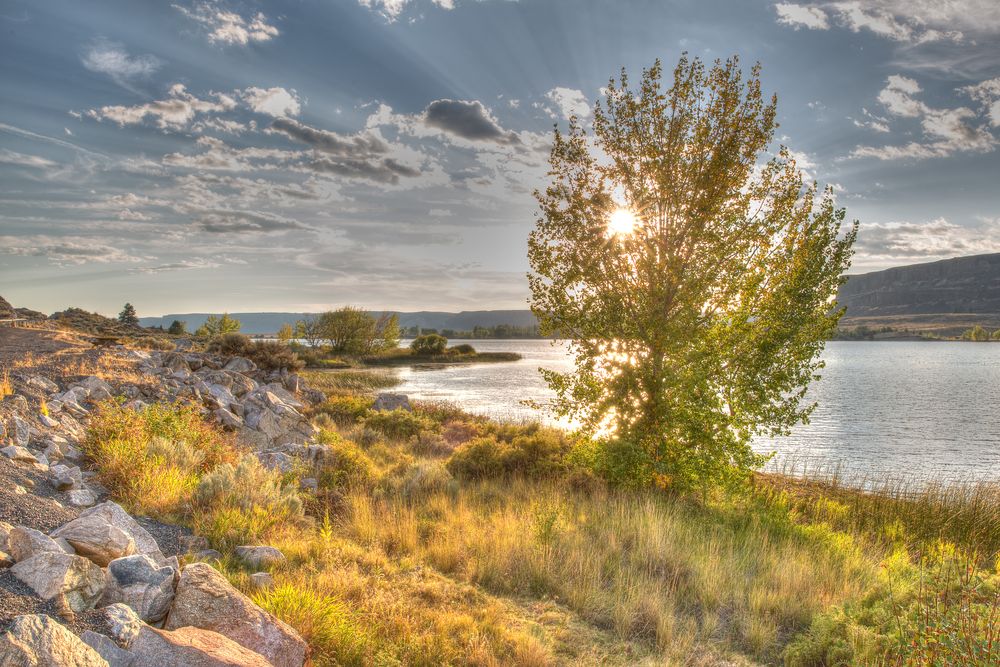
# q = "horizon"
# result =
<box><xmin>3</xmin><ymin>1</ymin><xmax>1000</xmax><ymax>314</ymax></box>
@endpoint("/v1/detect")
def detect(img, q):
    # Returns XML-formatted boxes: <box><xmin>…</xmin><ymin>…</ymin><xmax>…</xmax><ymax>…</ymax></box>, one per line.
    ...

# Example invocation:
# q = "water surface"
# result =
<box><xmin>390</xmin><ymin>340</ymin><xmax>1000</xmax><ymax>481</ymax></box>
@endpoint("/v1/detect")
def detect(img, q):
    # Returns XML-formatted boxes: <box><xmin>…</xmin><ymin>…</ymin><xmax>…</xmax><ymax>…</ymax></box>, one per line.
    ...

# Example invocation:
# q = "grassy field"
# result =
<box><xmin>79</xmin><ymin>369</ymin><xmax>999</xmax><ymax>666</ymax></box>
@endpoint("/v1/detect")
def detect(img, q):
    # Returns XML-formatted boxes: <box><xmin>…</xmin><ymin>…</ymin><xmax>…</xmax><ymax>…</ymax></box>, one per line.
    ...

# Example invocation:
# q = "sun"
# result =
<box><xmin>607</xmin><ymin>208</ymin><xmax>638</xmax><ymax>237</ymax></box>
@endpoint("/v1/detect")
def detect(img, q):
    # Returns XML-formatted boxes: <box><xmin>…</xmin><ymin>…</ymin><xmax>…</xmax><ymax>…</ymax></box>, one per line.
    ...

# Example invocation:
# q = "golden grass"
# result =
<box><xmin>0</xmin><ymin>369</ymin><xmax>12</xmax><ymax>399</ymax></box>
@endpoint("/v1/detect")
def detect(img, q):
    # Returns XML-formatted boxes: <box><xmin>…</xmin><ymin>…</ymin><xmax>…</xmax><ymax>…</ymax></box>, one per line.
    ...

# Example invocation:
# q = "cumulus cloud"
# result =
<box><xmin>241</xmin><ymin>87</ymin><xmax>301</xmax><ymax>117</ymax></box>
<box><xmin>86</xmin><ymin>83</ymin><xmax>236</xmax><ymax>130</ymax></box>
<box><xmin>357</xmin><ymin>0</ymin><xmax>455</xmax><ymax>21</ymax></box>
<box><xmin>163</xmin><ymin>136</ymin><xmax>302</xmax><ymax>171</ymax></box>
<box><xmin>962</xmin><ymin>77</ymin><xmax>1000</xmax><ymax>127</ymax></box>
<box><xmin>851</xmin><ymin>74</ymin><xmax>998</xmax><ymax>160</ymax></box>
<box><xmin>541</xmin><ymin>87</ymin><xmax>591</xmax><ymax>120</ymax></box>
<box><xmin>173</xmin><ymin>2</ymin><xmax>279</xmax><ymax>45</ymax></box>
<box><xmin>774</xmin><ymin>3</ymin><xmax>829</xmax><ymax>30</ymax></box>
<box><xmin>303</xmin><ymin>156</ymin><xmax>421</xmax><ymax>185</ymax></box>
<box><xmin>81</xmin><ymin>40</ymin><xmax>162</xmax><ymax>93</ymax></box>
<box><xmin>423</xmin><ymin>99</ymin><xmax>520</xmax><ymax>144</ymax></box>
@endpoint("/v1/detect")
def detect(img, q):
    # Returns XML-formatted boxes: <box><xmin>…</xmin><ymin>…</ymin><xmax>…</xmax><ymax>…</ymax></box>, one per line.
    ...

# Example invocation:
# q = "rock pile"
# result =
<box><xmin>0</xmin><ymin>343</ymin><xmax>327</xmax><ymax>665</ymax></box>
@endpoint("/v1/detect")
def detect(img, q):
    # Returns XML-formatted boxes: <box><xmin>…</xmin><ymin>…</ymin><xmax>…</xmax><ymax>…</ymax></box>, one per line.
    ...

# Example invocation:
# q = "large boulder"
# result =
<box><xmin>129</xmin><ymin>625</ymin><xmax>272</xmax><ymax>667</ymax></box>
<box><xmin>10</xmin><ymin>552</ymin><xmax>105</xmax><ymax>613</ymax></box>
<box><xmin>101</xmin><ymin>604</ymin><xmax>143</xmax><ymax>649</ymax></box>
<box><xmin>7</xmin><ymin>526</ymin><xmax>70</xmax><ymax>562</ymax></box>
<box><xmin>100</xmin><ymin>554</ymin><xmax>177</xmax><ymax>622</ymax></box>
<box><xmin>0</xmin><ymin>614</ymin><xmax>108</xmax><ymax>667</ymax></box>
<box><xmin>51</xmin><ymin>514</ymin><xmax>136</xmax><ymax>567</ymax></box>
<box><xmin>80</xmin><ymin>631</ymin><xmax>134</xmax><ymax>667</ymax></box>
<box><xmin>165</xmin><ymin>563</ymin><xmax>306</xmax><ymax>667</ymax></box>
<box><xmin>223</xmin><ymin>357</ymin><xmax>256</xmax><ymax>373</ymax></box>
<box><xmin>77</xmin><ymin>502</ymin><xmax>165</xmax><ymax>563</ymax></box>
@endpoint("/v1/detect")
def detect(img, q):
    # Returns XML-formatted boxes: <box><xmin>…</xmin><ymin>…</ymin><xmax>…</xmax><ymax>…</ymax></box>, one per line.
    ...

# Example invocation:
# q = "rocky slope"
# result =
<box><xmin>0</xmin><ymin>337</ymin><xmax>332</xmax><ymax>666</ymax></box>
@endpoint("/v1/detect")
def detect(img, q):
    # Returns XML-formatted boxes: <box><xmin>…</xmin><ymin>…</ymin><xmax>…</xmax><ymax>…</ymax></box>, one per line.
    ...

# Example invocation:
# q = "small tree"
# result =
<box><xmin>528</xmin><ymin>55</ymin><xmax>857</xmax><ymax>491</ymax></box>
<box><xmin>319</xmin><ymin>306</ymin><xmax>374</xmax><ymax>354</ymax></box>
<box><xmin>167</xmin><ymin>320</ymin><xmax>187</xmax><ymax>335</ymax></box>
<box><xmin>411</xmin><ymin>333</ymin><xmax>448</xmax><ymax>355</ymax></box>
<box><xmin>367</xmin><ymin>313</ymin><xmax>400</xmax><ymax>354</ymax></box>
<box><xmin>295</xmin><ymin>315</ymin><xmax>325</xmax><ymax>348</ymax></box>
<box><xmin>277</xmin><ymin>323</ymin><xmax>294</xmax><ymax>343</ymax></box>
<box><xmin>195</xmin><ymin>313</ymin><xmax>241</xmax><ymax>338</ymax></box>
<box><xmin>118</xmin><ymin>303</ymin><xmax>139</xmax><ymax>326</ymax></box>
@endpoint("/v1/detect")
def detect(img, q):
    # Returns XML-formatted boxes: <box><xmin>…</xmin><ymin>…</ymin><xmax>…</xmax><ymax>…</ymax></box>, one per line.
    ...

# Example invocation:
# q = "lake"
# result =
<box><xmin>391</xmin><ymin>340</ymin><xmax>1000</xmax><ymax>481</ymax></box>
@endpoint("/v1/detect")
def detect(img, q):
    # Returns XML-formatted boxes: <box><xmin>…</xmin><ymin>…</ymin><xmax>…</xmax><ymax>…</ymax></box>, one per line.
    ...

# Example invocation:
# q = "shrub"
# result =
<box><xmin>410</xmin><ymin>431</ymin><xmax>454</xmax><ymax>457</ymax></box>
<box><xmin>410</xmin><ymin>333</ymin><xmax>447</xmax><ymax>355</ymax></box>
<box><xmin>208</xmin><ymin>332</ymin><xmax>252</xmax><ymax>356</ymax></box>
<box><xmin>83</xmin><ymin>401</ymin><xmax>239</xmax><ymax>515</ymax></box>
<box><xmin>193</xmin><ymin>457</ymin><xmax>304</xmax><ymax>547</ymax></box>
<box><xmin>246</xmin><ymin>340</ymin><xmax>305</xmax><ymax>372</ymax></box>
<box><xmin>400</xmin><ymin>461</ymin><xmax>455</xmax><ymax>500</ymax></box>
<box><xmin>313</xmin><ymin>395</ymin><xmax>373</xmax><ymax>426</ymax></box>
<box><xmin>316</xmin><ymin>437</ymin><xmax>377</xmax><ymax>491</ymax></box>
<box><xmin>364</xmin><ymin>408</ymin><xmax>437</xmax><ymax>441</ymax></box>
<box><xmin>450</xmin><ymin>343</ymin><xmax>476</xmax><ymax>355</ymax></box>
<box><xmin>446</xmin><ymin>426</ymin><xmax>573</xmax><ymax>480</ymax></box>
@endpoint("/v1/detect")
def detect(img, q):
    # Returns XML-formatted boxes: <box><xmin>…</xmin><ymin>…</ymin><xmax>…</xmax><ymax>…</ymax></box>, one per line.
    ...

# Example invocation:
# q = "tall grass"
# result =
<box><xmin>302</xmin><ymin>369</ymin><xmax>401</xmax><ymax>395</ymax></box>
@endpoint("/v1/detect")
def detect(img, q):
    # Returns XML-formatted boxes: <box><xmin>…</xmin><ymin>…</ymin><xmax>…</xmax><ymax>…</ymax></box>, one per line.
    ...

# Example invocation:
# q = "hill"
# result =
<box><xmin>140</xmin><ymin>310</ymin><xmax>539</xmax><ymax>334</ymax></box>
<box><xmin>837</xmin><ymin>253</ymin><xmax>1000</xmax><ymax>336</ymax></box>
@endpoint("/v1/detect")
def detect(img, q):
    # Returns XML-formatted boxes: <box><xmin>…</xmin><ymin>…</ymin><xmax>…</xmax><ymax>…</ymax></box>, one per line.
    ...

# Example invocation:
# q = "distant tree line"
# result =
<box><xmin>402</xmin><ymin>324</ymin><xmax>545</xmax><ymax>339</ymax></box>
<box><xmin>961</xmin><ymin>325</ymin><xmax>1000</xmax><ymax>341</ymax></box>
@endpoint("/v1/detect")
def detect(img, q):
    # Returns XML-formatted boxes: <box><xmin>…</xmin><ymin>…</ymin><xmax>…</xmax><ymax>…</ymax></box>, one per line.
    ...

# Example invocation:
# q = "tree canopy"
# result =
<box><xmin>527</xmin><ymin>55</ymin><xmax>857</xmax><ymax>491</ymax></box>
<box><xmin>195</xmin><ymin>313</ymin><xmax>241</xmax><ymax>338</ymax></box>
<box><xmin>118</xmin><ymin>303</ymin><xmax>139</xmax><ymax>326</ymax></box>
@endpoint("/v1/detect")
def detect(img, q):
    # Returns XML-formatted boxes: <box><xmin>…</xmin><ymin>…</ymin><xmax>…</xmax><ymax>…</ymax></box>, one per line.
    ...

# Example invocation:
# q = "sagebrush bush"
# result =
<box><xmin>193</xmin><ymin>457</ymin><xmax>304</xmax><ymax>547</ymax></box>
<box><xmin>449</xmin><ymin>343</ymin><xmax>476</xmax><ymax>355</ymax></box>
<box><xmin>410</xmin><ymin>431</ymin><xmax>454</xmax><ymax>457</ymax></box>
<box><xmin>316</xmin><ymin>437</ymin><xmax>377</xmax><ymax>491</ymax></box>
<box><xmin>84</xmin><ymin>401</ymin><xmax>239</xmax><ymax>515</ymax></box>
<box><xmin>209</xmin><ymin>332</ymin><xmax>252</xmax><ymax>356</ymax></box>
<box><xmin>313</xmin><ymin>395</ymin><xmax>373</xmax><ymax>426</ymax></box>
<box><xmin>246</xmin><ymin>340</ymin><xmax>305</xmax><ymax>371</ymax></box>
<box><xmin>364</xmin><ymin>408</ymin><xmax>437</xmax><ymax>441</ymax></box>
<box><xmin>400</xmin><ymin>461</ymin><xmax>455</xmax><ymax>500</ymax></box>
<box><xmin>446</xmin><ymin>425</ymin><xmax>572</xmax><ymax>480</ymax></box>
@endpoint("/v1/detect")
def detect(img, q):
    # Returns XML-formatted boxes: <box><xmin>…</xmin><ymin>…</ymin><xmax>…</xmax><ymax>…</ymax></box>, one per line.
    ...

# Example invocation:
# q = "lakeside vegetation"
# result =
<box><xmin>78</xmin><ymin>370</ymin><xmax>999</xmax><ymax>665</ymax></box>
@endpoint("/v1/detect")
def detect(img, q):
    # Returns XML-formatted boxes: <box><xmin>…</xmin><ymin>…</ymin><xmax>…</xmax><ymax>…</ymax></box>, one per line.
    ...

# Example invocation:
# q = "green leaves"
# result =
<box><xmin>528</xmin><ymin>55</ymin><xmax>857</xmax><ymax>493</ymax></box>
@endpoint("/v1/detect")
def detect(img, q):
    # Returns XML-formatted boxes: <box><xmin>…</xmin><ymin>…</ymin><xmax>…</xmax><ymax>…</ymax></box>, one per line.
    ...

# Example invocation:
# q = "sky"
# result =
<box><xmin>2</xmin><ymin>0</ymin><xmax>999</xmax><ymax>316</ymax></box>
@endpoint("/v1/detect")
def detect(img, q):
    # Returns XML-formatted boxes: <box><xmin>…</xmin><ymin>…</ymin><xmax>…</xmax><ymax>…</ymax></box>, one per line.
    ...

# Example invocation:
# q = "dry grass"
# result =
<box><xmin>0</xmin><ymin>369</ymin><xmax>12</xmax><ymax>399</ymax></box>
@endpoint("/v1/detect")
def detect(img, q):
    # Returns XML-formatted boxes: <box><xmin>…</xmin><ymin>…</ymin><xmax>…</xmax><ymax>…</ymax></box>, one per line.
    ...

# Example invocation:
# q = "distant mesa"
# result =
<box><xmin>837</xmin><ymin>253</ymin><xmax>1000</xmax><ymax>337</ymax></box>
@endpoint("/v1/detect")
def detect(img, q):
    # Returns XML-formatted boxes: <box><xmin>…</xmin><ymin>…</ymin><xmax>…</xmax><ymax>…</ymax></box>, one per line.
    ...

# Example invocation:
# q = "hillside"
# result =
<box><xmin>837</xmin><ymin>253</ymin><xmax>1000</xmax><ymax>336</ymax></box>
<box><xmin>140</xmin><ymin>309</ymin><xmax>539</xmax><ymax>334</ymax></box>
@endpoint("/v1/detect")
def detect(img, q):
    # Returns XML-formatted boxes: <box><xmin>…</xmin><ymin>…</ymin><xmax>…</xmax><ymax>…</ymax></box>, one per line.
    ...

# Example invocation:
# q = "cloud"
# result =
<box><xmin>130</xmin><ymin>258</ymin><xmax>221</xmax><ymax>274</ymax></box>
<box><xmin>357</xmin><ymin>0</ymin><xmax>455</xmax><ymax>21</ymax></box>
<box><xmin>773</xmin><ymin>1</ymin><xmax>999</xmax><ymax>43</ymax></box>
<box><xmin>962</xmin><ymin>77</ymin><xmax>1000</xmax><ymax>127</ymax></box>
<box><xmin>0</xmin><ymin>149</ymin><xmax>58</xmax><ymax>169</ymax></box>
<box><xmin>173</xmin><ymin>2</ymin><xmax>279</xmax><ymax>45</ymax></box>
<box><xmin>0</xmin><ymin>235</ymin><xmax>144</xmax><ymax>265</ymax></box>
<box><xmin>193</xmin><ymin>209</ymin><xmax>310</xmax><ymax>233</ymax></box>
<box><xmin>851</xmin><ymin>74</ymin><xmax>998</xmax><ymax>160</ymax></box>
<box><xmin>87</xmin><ymin>83</ymin><xmax>236</xmax><ymax>130</ymax></box>
<box><xmin>163</xmin><ymin>136</ymin><xmax>302</xmax><ymax>171</ymax></box>
<box><xmin>774</xmin><ymin>3</ymin><xmax>830</xmax><ymax>30</ymax></box>
<box><xmin>269</xmin><ymin>117</ymin><xmax>388</xmax><ymax>156</ymax></box>
<box><xmin>81</xmin><ymin>40</ymin><xmax>162</xmax><ymax>93</ymax></box>
<box><xmin>241</xmin><ymin>87</ymin><xmax>301</xmax><ymax>117</ymax></box>
<box><xmin>303</xmin><ymin>156</ymin><xmax>421</xmax><ymax>185</ymax></box>
<box><xmin>854</xmin><ymin>217</ymin><xmax>1000</xmax><ymax>267</ymax></box>
<box><xmin>541</xmin><ymin>87</ymin><xmax>591</xmax><ymax>120</ymax></box>
<box><xmin>423</xmin><ymin>99</ymin><xmax>520</xmax><ymax>144</ymax></box>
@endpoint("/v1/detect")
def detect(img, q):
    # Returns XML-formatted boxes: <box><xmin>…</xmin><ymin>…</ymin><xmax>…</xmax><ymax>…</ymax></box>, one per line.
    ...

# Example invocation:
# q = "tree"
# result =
<box><xmin>277</xmin><ymin>323</ymin><xmax>295</xmax><ymax>343</ymax></box>
<box><xmin>295</xmin><ymin>315</ymin><xmax>325</xmax><ymax>348</ymax></box>
<box><xmin>167</xmin><ymin>320</ymin><xmax>187</xmax><ymax>335</ymax></box>
<box><xmin>319</xmin><ymin>306</ymin><xmax>374</xmax><ymax>354</ymax></box>
<box><xmin>411</xmin><ymin>333</ymin><xmax>448</xmax><ymax>355</ymax></box>
<box><xmin>962</xmin><ymin>325</ymin><xmax>990</xmax><ymax>341</ymax></box>
<box><xmin>367</xmin><ymin>312</ymin><xmax>400</xmax><ymax>354</ymax></box>
<box><xmin>195</xmin><ymin>313</ymin><xmax>241</xmax><ymax>338</ymax></box>
<box><xmin>527</xmin><ymin>55</ymin><xmax>857</xmax><ymax>491</ymax></box>
<box><xmin>118</xmin><ymin>303</ymin><xmax>139</xmax><ymax>326</ymax></box>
